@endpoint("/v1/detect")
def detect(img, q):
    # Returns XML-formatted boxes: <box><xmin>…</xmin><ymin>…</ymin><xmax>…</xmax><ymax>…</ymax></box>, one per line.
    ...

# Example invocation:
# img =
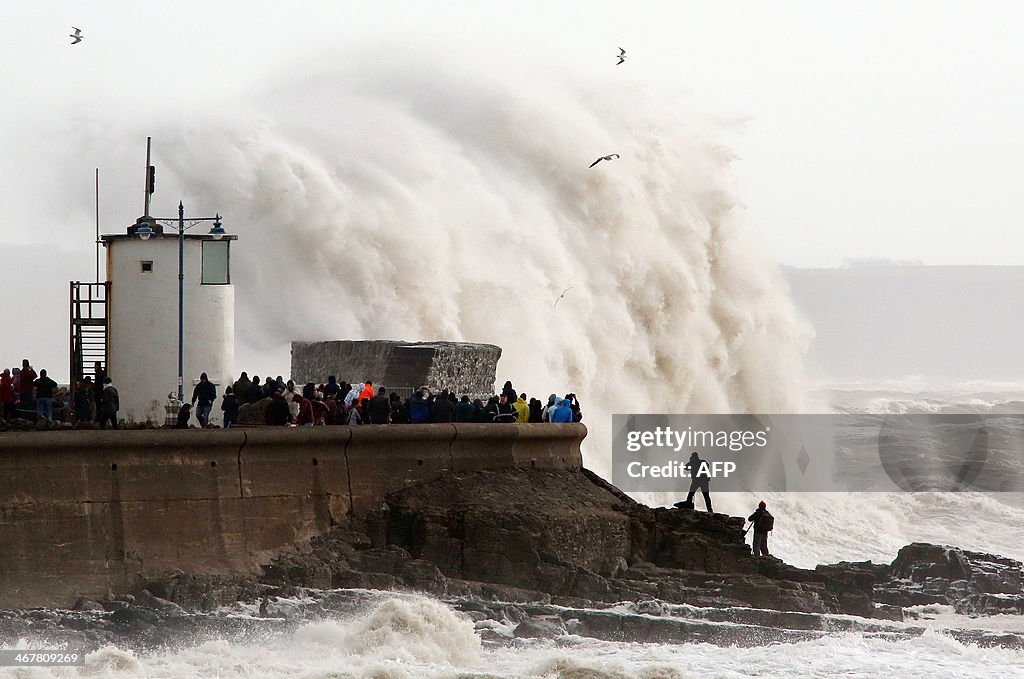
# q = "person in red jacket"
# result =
<box><xmin>0</xmin><ymin>369</ymin><xmax>17</xmax><ymax>420</ymax></box>
<box><xmin>358</xmin><ymin>380</ymin><xmax>375</xmax><ymax>401</ymax></box>
<box><xmin>17</xmin><ymin>359</ymin><xmax>36</xmax><ymax>411</ymax></box>
<box><xmin>294</xmin><ymin>395</ymin><xmax>315</xmax><ymax>427</ymax></box>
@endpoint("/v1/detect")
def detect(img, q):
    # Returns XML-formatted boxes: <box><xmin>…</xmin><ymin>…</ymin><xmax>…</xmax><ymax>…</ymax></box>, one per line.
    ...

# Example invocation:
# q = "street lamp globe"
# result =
<box><xmin>208</xmin><ymin>216</ymin><xmax>226</xmax><ymax>240</ymax></box>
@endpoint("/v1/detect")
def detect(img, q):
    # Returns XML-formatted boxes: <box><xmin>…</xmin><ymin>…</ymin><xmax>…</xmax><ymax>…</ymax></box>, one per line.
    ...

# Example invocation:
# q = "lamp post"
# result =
<box><xmin>136</xmin><ymin>202</ymin><xmax>225</xmax><ymax>403</ymax></box>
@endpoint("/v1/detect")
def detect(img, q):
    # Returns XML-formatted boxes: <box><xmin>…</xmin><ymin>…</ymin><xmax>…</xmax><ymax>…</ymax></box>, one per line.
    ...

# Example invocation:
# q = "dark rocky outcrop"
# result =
<box><xmin>874</xmin><ymin>542</ymin><xmax>1024</xmax><ymax>616</ymax></box>
<box><xmin>247</xmin><ymin>469</ymin><xmax>900</xmax><ymax>620</ymax></box>
<box><xmin>177</xmin><ymin>468</ymin><xmax>1018</xmax><ymax>630</ymax></box>
<box><xmin>10</xmin><ymin>466</ymin><xmax>1024</xmax><ymax>651</ymax></box>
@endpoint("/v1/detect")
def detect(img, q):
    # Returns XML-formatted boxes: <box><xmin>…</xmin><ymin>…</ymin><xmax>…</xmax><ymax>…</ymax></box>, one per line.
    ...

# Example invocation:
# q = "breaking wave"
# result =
<box><xmin>96</xmin><ymin>46</ymin><xmax>813</xmax><ymax>475</ymax></box>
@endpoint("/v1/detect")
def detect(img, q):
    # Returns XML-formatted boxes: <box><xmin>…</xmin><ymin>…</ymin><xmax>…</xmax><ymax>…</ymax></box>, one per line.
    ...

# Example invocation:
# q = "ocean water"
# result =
<box><xmin>685</xmin><ymin>385</ymin><xmax>1024</xmax><ymax>570</ymax></box>
<box><xmin>2</xmin><ymin>594</ymin><xmax>1022</xmax><ymax>678</ymax></box>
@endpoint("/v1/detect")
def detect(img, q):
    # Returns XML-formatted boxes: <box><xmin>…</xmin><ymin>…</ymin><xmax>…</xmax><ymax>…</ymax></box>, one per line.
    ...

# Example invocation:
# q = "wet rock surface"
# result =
<box><xmin>874</xmin><ymin>542</ymin><xmax>1024</xmax><ymax>615</ymax></box>
<box><xmin>2</xmin><ymin>469</ymin><xmax>1023</xmax><ymax>651</ymax></box>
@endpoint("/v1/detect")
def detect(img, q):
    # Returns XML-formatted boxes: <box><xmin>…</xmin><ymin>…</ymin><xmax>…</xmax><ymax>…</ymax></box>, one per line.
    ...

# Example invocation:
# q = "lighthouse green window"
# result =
<box><xmin>201</xmin><ymin>240</ymin><xmax>230</xmax><ymax>285</ymax></box>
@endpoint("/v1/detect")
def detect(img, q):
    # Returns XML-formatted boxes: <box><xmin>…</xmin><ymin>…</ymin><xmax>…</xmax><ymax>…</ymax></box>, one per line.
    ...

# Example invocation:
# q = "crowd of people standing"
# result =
<box><xmin>1</xmin><ymin>359</ymin><xmax>120</xmax><ymax>428</ymax></box>
<box><xmin>205</xmin><ymin>374</ymin><xmax>584</xmax><ymax>428</ymax></box>
<box><xmin>2</xmin><ymin>359</ymin><xmax>582</xmax><ymax>431</ymax></box>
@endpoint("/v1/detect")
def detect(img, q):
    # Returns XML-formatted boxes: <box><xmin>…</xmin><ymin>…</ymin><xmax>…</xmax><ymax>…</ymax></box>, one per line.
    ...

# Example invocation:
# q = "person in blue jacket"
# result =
<box><xmin>549</xmin><ymin>398</ymin><xmax>574</xmax><ymax>423</ymax></box>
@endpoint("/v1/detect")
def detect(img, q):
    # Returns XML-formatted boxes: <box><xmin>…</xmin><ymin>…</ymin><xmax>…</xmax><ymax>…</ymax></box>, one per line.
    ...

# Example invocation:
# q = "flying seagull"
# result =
<box><xmin>617</xmin><ymin>47</ymin><xmax>626</xmax><ymax>65</ymax></box>
<box><xmin>553</xmin><ymin>286</ymin><xmax>573</xmax><ymax>308</ymax></box>
<box><xmin>589</xmin><ymin>154</ymin><xmax>620</xmax><ymax>168</ymax></box>
<box><xmin>70</xmin><ymin>27</ymin><xmax>83</xmax><ymax>44</ymax></box>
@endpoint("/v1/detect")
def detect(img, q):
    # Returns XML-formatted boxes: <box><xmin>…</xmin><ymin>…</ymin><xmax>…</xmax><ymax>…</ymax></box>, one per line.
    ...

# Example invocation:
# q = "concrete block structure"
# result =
<box><xmin>291</xmin><ymin>340</ymin><xmax>501</xmax><ymax>398</ymax></box>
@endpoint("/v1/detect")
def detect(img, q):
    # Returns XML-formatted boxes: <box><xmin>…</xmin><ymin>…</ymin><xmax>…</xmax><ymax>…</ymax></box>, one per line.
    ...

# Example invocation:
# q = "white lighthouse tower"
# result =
<box><xmin>100</xmin><ymin>211</ymin><xmax>236</xmax><ymax>424</ymax></box>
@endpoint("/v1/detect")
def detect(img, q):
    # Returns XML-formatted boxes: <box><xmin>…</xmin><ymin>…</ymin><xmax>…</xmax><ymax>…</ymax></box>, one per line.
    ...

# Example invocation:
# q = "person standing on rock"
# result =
<box><xmin>748</xmin><ymin>500</ymin><xmax>774</xmax><ymax>557</ymax></box>
<box><xmin>682</xmin><ymin>451</ymin><xmax>713</xmax><ymax>513</ymax></box>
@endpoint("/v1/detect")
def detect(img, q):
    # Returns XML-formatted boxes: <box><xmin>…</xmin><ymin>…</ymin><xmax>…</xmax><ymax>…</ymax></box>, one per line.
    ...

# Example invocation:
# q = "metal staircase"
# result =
<box><xmin>69</xmin><ymin>282</ymin><xmax>110</xmax><ymax>385</ymax></box>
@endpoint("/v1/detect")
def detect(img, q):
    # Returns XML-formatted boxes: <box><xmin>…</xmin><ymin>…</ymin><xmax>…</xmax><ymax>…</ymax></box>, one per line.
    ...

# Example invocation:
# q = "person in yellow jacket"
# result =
<box><xmin>514</xmin><ymin>393</ymin><xmax>530</xmax><ymax>423</ymax></box>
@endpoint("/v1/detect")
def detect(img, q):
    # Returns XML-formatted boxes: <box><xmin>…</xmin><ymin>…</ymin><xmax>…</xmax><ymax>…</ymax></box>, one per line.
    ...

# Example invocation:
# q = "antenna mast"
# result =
<box><xmin>144</xmin><ymin>136</ymin><xmax>152</xmax><ymax>217</ymax></box>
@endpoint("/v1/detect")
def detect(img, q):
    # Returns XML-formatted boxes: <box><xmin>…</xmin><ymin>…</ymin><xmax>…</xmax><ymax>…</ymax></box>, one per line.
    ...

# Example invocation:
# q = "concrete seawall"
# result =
<box><xmin>0</xmin><ymin>424</ymin><xmax>585</xmax><ymax>608</ymax></box>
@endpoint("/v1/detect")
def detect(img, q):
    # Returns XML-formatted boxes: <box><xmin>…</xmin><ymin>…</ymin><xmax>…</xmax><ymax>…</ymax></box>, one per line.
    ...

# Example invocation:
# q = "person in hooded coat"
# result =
<box><xmin>264</xmin><ymin>377</ymin><xmax>278</xmax><ymax>400</ymax></box>
<box><xmin>265</xmin><ymin>391</ymin><xmax>292</xmax><ymax>426</ymax></box>
<box><xmin>176</xmin><ymin>403</ymin><xmax>193</xmax><ymax>428</ymax></box>
<box><xmin>389</xmin><ymin>393</ymin><xmax>409</xmax><ymax>424</ymax></box>
<box><xmin>455</xmin><ymin>395</ymin><xmax>475</xmax><ymax>422</ymax></box>
<box><xmin>501</xmin><ymin>381</ymin><xmax>518</xmax><ymax>403</ymax></box>
<box><xmin>513</xmin><ymin>393</ymin><xmax>530</xmax><ymax>423</ymax></box>
<box><xmin>221</xmin><ymin>387</ymin><xmax>240</xmax><ymax>428</ymax></box>
<box><xmin>367</xmin><ymin>388</ymin><xmax>391</xmax><ymax>424</ymax></box>
<box><xmin>324</xmin><ymin>376</ymin><xmax>341</xmax><ymax>399</ymax></box>
<box><xmin>344</xmin><ymin>383</ymin><xmax>363</xmax><ymax>409</ymax></box>
<box><xmin>748</xmin><ymin>501</ymin><xmax>773</xmax><ymax>557</ymax></box>
<box><xmin>549</xmin><ymin>398</ymin><xmax>573</xmax><ymax>423</ymax></box>
<box><xmin>249</xmin><ymin>375</ymin><xmax>262</xmax><ymax>401</ymax></box>
<box><xmin>233</xmin><ymin>372</ymin><xmax>252</xmax><ymax>404</ymax></box>
<box><xmin>528</xmin><ymin>398</ymin><xmax>543</xmax><ymax>423</ymax></box>
<box><xmin>431</xmin><ymin>393</ymin><xmax>455</xmax><ymax>422</ymax></box>
<box><xmin>408</xmin><ymin>389</ymin><xmax>431</xmax><ymax>423</ymax></box>
<box><xmin>541</xmin><ymin>394</ymin><xmax>558</xmax><ymax>422</ymax></box>
<box><xmin>191</xmin><ymin>372</ymin><xmax>217</xmax><ymax>427</ymax></box>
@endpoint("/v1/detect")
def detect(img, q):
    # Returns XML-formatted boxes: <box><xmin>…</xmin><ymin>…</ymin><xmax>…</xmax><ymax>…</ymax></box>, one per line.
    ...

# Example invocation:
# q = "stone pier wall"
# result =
<box><xmin>0</xmin><ymin>423</ymin><xmax>584</xmax><ymax>608</ymax></box>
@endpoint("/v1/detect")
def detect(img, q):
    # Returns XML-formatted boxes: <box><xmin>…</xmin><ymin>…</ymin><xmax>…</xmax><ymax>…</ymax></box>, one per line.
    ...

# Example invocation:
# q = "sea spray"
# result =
<box><xmin>330</xmin><ymin>597</ymin><xmax>480</xmax><ymax>666</ymax></box>
<box><xmin>109</xmin><ymin>47</ymin><xmax>812</xmax><ymax>475</ymax></box>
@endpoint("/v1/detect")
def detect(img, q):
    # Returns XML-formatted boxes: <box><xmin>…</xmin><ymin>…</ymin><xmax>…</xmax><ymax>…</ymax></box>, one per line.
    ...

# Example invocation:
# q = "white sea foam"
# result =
<box><xmin>3</xmin><ymin>596</ymin><xmax>1021</xmax><ymax>678</ymax></box>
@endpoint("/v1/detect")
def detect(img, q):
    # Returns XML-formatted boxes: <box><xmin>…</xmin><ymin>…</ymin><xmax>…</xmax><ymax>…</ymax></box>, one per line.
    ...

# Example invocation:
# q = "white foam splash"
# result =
<box><xmin>102</xmin><ymin>47</ymin><xmax>812</xmax><ymax>477</ymax></box>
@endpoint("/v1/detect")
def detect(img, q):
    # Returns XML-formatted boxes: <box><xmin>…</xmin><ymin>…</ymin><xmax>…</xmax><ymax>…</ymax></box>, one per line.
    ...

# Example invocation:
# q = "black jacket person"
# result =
<box><xmin>191</xmin><ymin>372</ymin><xmax>217</xmax><ymax>427</ymax></box>
<box><xmin>748</xmin><ymin>501</ymin><xmax>773</xmax><ymax>557</ymax></box>
<box><xmin>683</xmin><ymin>452</ymin><xmax>713</xmax><ymax>512</ymax></box>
